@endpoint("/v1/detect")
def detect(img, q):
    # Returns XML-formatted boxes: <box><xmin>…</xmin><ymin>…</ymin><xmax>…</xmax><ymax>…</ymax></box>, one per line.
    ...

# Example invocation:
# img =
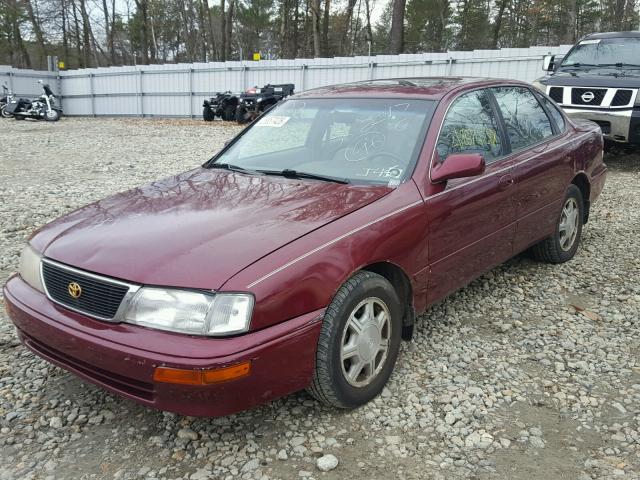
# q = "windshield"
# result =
<box><xmin>211</xmin><ymin>98</ymin><xmax>434</xmax><ymax>185</ymax></box>
<box><xmin>561</xmin><ymin>37</ymin><xmax>640</xmax><ymax>68</ymax></box>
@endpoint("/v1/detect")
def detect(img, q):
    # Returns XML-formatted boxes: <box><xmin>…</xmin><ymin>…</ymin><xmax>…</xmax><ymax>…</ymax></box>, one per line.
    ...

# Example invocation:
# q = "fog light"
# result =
<box><xmin>153</xmin><ymin>361</ymin><xmax>251</xmax><ymax>385</ymax></box>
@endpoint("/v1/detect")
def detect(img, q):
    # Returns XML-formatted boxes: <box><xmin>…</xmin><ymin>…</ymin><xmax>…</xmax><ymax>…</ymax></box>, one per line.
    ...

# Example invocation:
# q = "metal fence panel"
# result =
<box><xmin>1</xmin><ymin>44</ymin><xmax>572</xmax><ymax>118</ymax></box>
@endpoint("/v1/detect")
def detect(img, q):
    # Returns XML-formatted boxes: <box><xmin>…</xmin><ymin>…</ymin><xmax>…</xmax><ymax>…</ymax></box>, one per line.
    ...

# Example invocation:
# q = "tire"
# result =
<box><xmin>531</xmin><ymin>184</ymin><xmax>584</xmax><ymax>263</ymax></box>
<box><xmin>44</xmin><ymin>109</ymin><xmax>61</xmax><ymax>122</ymax></box>
<box><xmin>202</xmin><ymin>107</ymin><xmax>215</xmax><ymax>121</ymax></box>
<box><xmin>222</xmin><ymin>104</ymin><xmax>236</xmax><ymax>121</ymax></box>
<box><xmin>14</xmin><ymin>114</ymin><xmax>25</xmax><ymax>120</ymax></box>
<box><xmin>0</xmin><ymin>105</ymin><xmax>12</xmax><ymax>118</ymax></box>
<box><xmin>307</xmin><ymin>271</ymin><xmax>402</xmax><ymax>409</ymax></box>
<box><xmin>236</xmin><ymin>105</ymin><xmax>250</xmax><ymax>124</ymax></box>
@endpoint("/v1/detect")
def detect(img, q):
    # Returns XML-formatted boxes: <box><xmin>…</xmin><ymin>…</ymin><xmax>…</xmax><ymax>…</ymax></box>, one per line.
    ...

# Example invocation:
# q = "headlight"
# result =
<box><xmin>123</xmin><ymin>288</ymin><xmax>254</xmax><ymax>336</ymax></box>
<box><xmin>531</xmin><ymin>79</ymin><xmax>546</xmax><ymax>92</ymax></box>
<box><xmin>19</xmin><ymin>245</ymin><xmax>44</xmax><ymax>293</ymax></box>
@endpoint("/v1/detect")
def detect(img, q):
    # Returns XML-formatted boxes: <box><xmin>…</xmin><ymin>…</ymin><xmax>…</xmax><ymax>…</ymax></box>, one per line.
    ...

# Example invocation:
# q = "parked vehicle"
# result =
<box><xmin>5</xmin><ymin>80</ymin><xmax>61</xmax><ymax>122</ymax></box>
<box><xmin>1</xmin><ymin>84</ymin><xmax>15</xmax><ymax>118</ymax></box>
<box><xmin>532</xmin><ymin>31</ymin><xmax>640</xmax><ymax>145</ymax></box>
<box><xmin>235</xmin><ymin>83</ymin><xmax>295</xmax><ymax>124</ymax></box>
<box><xmin>202</xmin><ymin>91</ymin><xmax>239</xmax><ymax>121</ymax></box>
<box><xmin>5</xmin><ymin>77</ymin><xmax>606</xmax><ymax>417</ymax></box>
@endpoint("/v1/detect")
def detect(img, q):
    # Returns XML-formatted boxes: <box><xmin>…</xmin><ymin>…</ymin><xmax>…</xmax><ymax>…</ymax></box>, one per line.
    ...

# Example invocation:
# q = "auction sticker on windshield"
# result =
<box><xmin>579</xmin><ymin>39</ymin><xmax>601</xmax><ymax>45</ymax></box>
<box><xmin>256</xmin><ymin>115</ymin><xmax>290</xmax><ymax>127</ymax></box>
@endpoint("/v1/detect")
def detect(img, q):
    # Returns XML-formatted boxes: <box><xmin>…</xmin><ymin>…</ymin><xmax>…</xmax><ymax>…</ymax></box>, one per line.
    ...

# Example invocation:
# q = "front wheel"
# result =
<box><xmin>202</xmin><ymin>107</ymin><xmax>215</xmax><ymax>121</ymax></box>
<box><xmin>531</xmin><ymin>184</ymin><xmax>584</xmax><ymax>263</ymax></box>
<box><xmin>307</xmin><ymin>271</ymin><xmax>402</xmax><ymax>409</ymax></box>
<box><xmin>0</xmin><ymin>105</ymin><xmax>12</xmax><ymax>118</ymax></box>
<box><xmin>44</xmin><ymin>109</ymin><xmax>61</xmax><ymax>122</ymax></box>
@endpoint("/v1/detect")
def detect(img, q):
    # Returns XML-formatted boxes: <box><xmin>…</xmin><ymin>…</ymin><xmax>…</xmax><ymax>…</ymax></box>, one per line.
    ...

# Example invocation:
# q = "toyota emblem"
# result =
<box><xmin>581</xmin><ymin>91</ymin><xmax>595</xmax><ymax>103</ymax></box>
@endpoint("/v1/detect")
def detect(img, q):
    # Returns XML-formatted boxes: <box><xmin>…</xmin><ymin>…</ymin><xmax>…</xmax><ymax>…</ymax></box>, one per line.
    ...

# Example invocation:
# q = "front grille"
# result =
<box><xmin>42</xmin><ymin>261</ymin><xmax>129</xmax><ymax>319</ymax></box>
<box><xmin>20</xmin><ymin>329</ymin><xmax>154</xmax><ymax>401</ymax></box>
<box><xmin>571</xmin><ymin>88</ymin><xmax>606</xmax><ymax>106</ymax></box>
<box><xmin>611</xmin><ymin>89</ymin><xmax>633</xmax><ymax>106</ymax></box>
<box><xmin>548</xmin><ymin>87</ymin><xmax>563</xmax><ymax>103</ymax></box>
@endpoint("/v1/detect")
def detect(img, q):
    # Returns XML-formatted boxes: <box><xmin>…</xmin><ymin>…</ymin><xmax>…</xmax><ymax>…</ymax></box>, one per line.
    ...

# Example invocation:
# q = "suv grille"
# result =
<box><xmin>571</xmin><ymin>88</ymin><xmax>606</xmax><ymax>106</ymax></box>
<box><xmin>42</xmin><ymin>261</ymin><xmax>129</xmax><ymax>319</ymax></box>
<box><xmin>611</xmin><ymin>89</ymin><xmax>633</xmax><ymax>106</ymax></box>
<box><xmin>548</xmin><ymin>87</ymin><xmax>563</xmax><ymax>103</ymax></box>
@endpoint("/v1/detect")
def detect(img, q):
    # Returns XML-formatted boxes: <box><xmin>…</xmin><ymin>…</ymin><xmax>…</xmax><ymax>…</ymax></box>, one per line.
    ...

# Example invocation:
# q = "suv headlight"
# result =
<box><xmin>123</xmin><ymin>288</ymin><xmax>254</xmax><ymax>336</ymax></box>
<box><xmin>19</xmin><ymin>244</ymin><xmax>44</xmax><ymax>293</ymax></box>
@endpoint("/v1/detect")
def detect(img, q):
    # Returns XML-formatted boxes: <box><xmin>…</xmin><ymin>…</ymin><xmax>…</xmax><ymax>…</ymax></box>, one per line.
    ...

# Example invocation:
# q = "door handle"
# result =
<box><xmin>499</xmin><ymin>174</ymin><xmax>515</xmax><ymax>188</ymax></box>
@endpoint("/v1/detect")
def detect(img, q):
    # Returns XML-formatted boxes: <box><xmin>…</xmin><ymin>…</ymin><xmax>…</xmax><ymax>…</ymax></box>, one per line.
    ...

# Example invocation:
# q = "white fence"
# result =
<box><xmin>1</xmin><ymin>44</ymin><xmax>572</xmax><ymax>118</ymax></box>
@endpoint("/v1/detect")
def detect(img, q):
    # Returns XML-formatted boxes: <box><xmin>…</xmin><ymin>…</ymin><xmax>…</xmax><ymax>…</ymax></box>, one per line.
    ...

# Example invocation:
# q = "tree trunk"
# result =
<box><xmin>25</xmin><ymin>0</ymin><xmax>47</xmax><ymax>64</ymax></box>
<box><xmin>78</xmin><ymin>0</ymin><xmax>92</xmax><ymax>67</ymax></box>
<box><xmin>322</xmin><ymin>0</ymin><xmax>330</xmax><ymax>56</ymax></box>
<box><xmin>70</xmin><ymin>0</ymin><xmax>84</xmax><ymax>67</ymax></box>
<box><xmin>492</xmin><ymin>0</ymin><xmax>509</xmax><ymax>48</ymax></box>
<box><xmin>564</xmin><ymin>0</ymin><xmax>577</xmax><ymax>43</ymax></box>
<box><xmin>340</xmin><ymin>0</ymin><xmax>357</xmax><ymax>56</ymax></box>
<box><xmin>225</xmin><ymin>0</ymin><xmax>234</xmax><ymax>60</ymax></box>
<box><xmin>220</xmin><ymin>0</ymin><xmax>226</xmax><ymax>61</ymax></box>
<box><xmin>389</xmin><ymin>0</ymin><xmax>406</xmax><ymax>54</ymax></box>
<box><xmin>61</xmin><ymin>0</ymin><xmax>70</xmax><ymax>66</ymax></box>
<box><xmin>202</xmin><ymin>0</ymin><xmax>216</xmax><ymax>61</ymax></box>
<box><xmin>310</xmin><ymin>0</ymin><xmax>321</xmax><ymax>57</ymax></box>
<box><xmin>8</xmin><ymin>0</ymin><xmax>32</xmax><ymax>68</ymax></box>
<box><xmin>134</xmin><ymin>0</ymin><xmax>150</xmax><ymax>64</ymax></box>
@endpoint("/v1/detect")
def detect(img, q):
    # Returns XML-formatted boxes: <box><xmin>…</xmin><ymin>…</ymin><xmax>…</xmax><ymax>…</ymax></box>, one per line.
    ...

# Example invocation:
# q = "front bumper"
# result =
<box><xmin>4</xmin><ymin>275</ymin><xmax>323</xmax><ymax>417</ymax></box>
<box><xmin>563</xmin><ymin>107</ymin><xmax>640</xmax><ymax>144</ymax></box>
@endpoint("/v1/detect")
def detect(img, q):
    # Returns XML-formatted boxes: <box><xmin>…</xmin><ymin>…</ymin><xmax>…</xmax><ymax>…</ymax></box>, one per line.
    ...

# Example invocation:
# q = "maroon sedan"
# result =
<box><xmin>4</xmin><ymin>78</ymin><xmax>606</xmax><ymax>416</ymax></box>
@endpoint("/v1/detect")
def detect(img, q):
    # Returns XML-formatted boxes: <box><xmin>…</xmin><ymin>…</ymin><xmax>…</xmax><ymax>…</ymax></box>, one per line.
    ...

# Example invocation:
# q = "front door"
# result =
<box><xmin>425</xmin><ymin>88</ymin><xmax>519</xmax><ymax>304</ymax></box>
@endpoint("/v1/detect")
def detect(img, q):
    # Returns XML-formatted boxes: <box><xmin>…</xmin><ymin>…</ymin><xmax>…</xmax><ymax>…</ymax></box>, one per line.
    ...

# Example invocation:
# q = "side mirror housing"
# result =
<box><xmin>431</xmin><ymin>153</ymin><xmax>485</xmax><ymax>183</ymax></box>
<box><xmin>542</xmin><ymin>54</ymin><xmax>563</xmax><ymax>72</ymax></box>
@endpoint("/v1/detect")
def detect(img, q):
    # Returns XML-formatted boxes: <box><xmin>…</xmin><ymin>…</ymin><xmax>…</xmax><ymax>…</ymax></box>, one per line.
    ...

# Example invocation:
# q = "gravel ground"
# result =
<box><xmin>1</xmin><ymin>117</ymin><xmax>639</xmax><ymax>480</ymax></box>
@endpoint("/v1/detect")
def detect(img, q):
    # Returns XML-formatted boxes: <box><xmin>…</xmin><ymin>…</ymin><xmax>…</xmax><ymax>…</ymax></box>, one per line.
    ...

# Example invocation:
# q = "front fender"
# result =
<box><xmin>223</xmin><ymin>181</ymin><xmax>428</xmax><ymax>331</ymax></box>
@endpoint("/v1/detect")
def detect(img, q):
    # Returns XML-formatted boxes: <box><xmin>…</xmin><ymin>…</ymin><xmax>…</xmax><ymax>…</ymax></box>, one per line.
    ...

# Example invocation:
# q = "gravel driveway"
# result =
<box><xmin>1</xmin><ymin>118</ymin><xmax>639</xmax><ymax>480</ymax></box>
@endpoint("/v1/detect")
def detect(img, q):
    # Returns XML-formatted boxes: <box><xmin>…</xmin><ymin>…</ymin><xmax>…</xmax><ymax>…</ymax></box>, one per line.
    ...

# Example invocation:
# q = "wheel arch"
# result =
<box><xmin>571</xmin><ymin>173</ymin><xmax>591</xmax><ymax>223</ymax></box>
<box><xmin>360</xmin><ymin>262</ymin><xmax>416</xmax><ymax>341</ymax></box>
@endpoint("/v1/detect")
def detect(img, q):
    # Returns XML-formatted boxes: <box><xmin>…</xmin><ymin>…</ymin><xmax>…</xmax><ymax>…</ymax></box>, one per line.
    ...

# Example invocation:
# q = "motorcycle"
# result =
<box><xmin>0</xmin><ymin>84</ymin><xmax>14</xmax><ymax>118</ymax></box>
<box><xmin>5</xmin><ymin>80</ymin><xmax>62</xmax><ymax>121</ymax></box>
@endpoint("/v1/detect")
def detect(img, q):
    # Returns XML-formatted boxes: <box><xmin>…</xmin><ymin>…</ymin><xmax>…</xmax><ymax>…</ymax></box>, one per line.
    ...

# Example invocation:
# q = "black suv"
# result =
<box><xmin>533</xmin><ymin>31</ymin><xmax>640</xmax><ymax>145</ymax></box>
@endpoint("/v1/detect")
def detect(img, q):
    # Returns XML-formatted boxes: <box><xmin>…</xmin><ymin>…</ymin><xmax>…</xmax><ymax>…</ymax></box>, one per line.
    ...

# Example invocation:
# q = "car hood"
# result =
<box><xmin>541</xmin><ymin>70</ymin><xmax>640</xmax><ymax>88</ymax></box>
<box><xmin>33</xmin><ymin>168</ymin><xmax>390</xmax><ymax>290</ymax></box>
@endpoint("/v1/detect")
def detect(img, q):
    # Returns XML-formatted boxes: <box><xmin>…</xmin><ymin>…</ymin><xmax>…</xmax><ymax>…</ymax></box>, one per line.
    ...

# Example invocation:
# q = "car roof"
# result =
<box><xmin>582</xmin><ymin>31</ymin><xmax>640</xmax><ymax>40</ymax></box>
<box><xmin>294</xmin><ymin>77</ymin><xmax>528</xmax><ymax>100</ymax></box>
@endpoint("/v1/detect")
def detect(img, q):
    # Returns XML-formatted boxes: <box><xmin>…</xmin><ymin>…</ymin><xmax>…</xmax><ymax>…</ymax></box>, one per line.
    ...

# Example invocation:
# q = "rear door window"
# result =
<box><xmin>538</xmin><ymin>94</ymin><xmax>567</xmax><ymax>132</ymax></box>
<box><xmin>491</xmin><ymin>86</ymin><xmax>554</xmax><ymax>150</ymax></box>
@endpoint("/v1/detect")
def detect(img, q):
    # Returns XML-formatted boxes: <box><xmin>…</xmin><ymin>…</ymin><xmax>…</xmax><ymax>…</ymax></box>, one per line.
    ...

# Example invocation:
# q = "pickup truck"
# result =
<box><xmin>532</xmin><ymin>31</ymin><xmax>640</xmax><ymax>146</ymax></box>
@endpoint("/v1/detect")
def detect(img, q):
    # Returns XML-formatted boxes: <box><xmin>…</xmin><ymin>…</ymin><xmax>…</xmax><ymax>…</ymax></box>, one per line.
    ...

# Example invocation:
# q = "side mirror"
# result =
<box><xmin>542</xmin><ymin>55</ymin><xmax>563</xmax><ymax>72</ymax></box>
<box><xmin>431</xmin><ymin>153</ymin><xmax>485</xmax><ymax>183</ymax></box>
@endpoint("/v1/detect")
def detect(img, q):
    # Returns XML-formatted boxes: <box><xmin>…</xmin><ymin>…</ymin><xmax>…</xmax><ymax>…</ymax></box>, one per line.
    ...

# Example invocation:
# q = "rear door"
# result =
<box><xmin>426</xmin><ymin>88</ymin><xmax>519</xmax><ymax>304</ymax></box>
<box><xmin>490</xmin><ymin>86</ymin><xmax>576</xmax><ymax>253</ymax></box>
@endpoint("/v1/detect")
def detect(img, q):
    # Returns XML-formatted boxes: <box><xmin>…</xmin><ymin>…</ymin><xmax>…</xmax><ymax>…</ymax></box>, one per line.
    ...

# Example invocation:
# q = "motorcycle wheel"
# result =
<box><xmin>14</xmin><ymin>114</ymin><xmax>25</xmax><ymax>121</ymax></box>
<box><xmin>202</xmin><ymin>107</ymin><xmax>215</xmax><ymax>121</ymax></box>
<box><xmin>0</xmin><ymin>105</ymin><xmax>12</xmax><ymax>118</ymax></box>
<box><xmin>44</xmin><ymin>109</ymin><xmax>61</xmax><ymax>122</ymax></box>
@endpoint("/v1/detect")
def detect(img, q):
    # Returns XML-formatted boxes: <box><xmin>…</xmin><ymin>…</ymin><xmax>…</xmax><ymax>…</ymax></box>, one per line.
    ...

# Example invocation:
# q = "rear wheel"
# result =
<box><xmin>307</xmin><ymin>271</ymin><xmax>402</xmax><ymax>409</ymax></box>
<box><xmin>222</xmin><ymin>104</ymin><xmax>236</xmax><ymax>121</ymax></box>
<box><xmin>202</xmin><ymin>107</ymin><xmax>215</xmax><ymax>121</ymax></box>
<box><xmin>531</xmin><ymin>184</ymin><xmax>583</xmax><ymax>263</ymax></box>
<box><xmin>0</xmin><ymin>105</ymin><xmax>12</xmax><ymax>118</ymax></box>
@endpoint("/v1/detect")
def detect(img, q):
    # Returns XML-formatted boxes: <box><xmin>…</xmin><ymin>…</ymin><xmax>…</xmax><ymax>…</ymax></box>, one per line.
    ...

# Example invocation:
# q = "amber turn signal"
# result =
<box><xmin>153</xmin><ymin>361</ymin><xmax>251</xmax><ymax>385</ymax></box>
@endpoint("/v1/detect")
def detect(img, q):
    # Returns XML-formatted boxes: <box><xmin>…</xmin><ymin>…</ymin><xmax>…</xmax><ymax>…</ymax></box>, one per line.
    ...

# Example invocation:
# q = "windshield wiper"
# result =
<box><xmin>258</xmin><ymin>168</ymin><xmax>350</xmax><ymax>184</ymax></box>
<box><xmin>208</xmin><ymin>163</ymin><xmax>262</xmax><ymax>175</ymax></box>
<box><xmin>596</xmin><ymin>63</ymin><xmax>640</xmax><ymax>69</ymax></box>
<box><xmin>559</xmin><ymin>62</ymin><xmax>598</xmax><ymax>70</ymax></box>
